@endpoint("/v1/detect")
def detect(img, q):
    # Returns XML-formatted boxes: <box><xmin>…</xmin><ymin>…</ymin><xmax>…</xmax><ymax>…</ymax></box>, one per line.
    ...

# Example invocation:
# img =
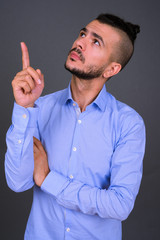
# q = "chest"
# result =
<box><xmin>39</xmin><ymin>105</ymin><xmax>118</xmax><ymax>187</ymax></box>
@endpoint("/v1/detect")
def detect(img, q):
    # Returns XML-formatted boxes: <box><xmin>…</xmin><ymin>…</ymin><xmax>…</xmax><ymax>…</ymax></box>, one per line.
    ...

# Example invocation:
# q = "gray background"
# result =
<box><xmin>0</xmin><ymin>0</ymin><xmax>159</xmax><ymax>239</ymax></box>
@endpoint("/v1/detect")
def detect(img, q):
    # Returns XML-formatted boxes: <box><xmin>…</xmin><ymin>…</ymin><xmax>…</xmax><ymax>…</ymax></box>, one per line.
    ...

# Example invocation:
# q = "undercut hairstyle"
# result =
<box><xmin>96</xmin><ymin>13</ymin><xmax>140</xmax><ymax>69</ymax></box>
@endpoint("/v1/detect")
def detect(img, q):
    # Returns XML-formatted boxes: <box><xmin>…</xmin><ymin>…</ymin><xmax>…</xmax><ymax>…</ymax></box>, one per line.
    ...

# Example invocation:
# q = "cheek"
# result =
<box><xmin>88</xmin><ymin>45</ymin><xmax>107</xmax><ymax>58</ymax></box>
<box><xmin>86</xmin><ymin>49</ymin><xmax>108</xmax><ymax>66</ymax></box>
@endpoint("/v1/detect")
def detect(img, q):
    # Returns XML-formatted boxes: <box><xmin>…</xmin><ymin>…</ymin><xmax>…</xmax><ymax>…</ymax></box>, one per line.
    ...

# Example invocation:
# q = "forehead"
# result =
<box><xmin>85</xmin><ymin>20</ymin><xmax>121</xmax><ymax>46</ymax></box>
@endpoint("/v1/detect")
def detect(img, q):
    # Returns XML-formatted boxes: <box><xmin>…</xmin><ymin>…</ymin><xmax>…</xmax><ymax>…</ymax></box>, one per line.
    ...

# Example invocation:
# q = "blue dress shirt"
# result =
<box><xmin>5</xmin><ymin>83</ymin><xmax>145</xmax><ymax>240</ymax></box>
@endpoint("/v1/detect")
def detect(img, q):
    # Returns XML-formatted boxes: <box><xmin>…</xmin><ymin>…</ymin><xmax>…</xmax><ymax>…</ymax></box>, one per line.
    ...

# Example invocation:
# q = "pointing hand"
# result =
<box><xmin>12</xmin><ymin>42</ymin><xmax>44</xmax><ymax>108</ymax></box>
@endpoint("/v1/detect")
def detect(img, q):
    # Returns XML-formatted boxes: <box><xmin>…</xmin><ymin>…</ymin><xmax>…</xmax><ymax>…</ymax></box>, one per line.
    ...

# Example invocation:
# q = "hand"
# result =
<box><xmin>33</xmin><ymin>137</ymin><xmax>50</xmax><ymax>187</ymax></box>
<box><xmin>12</xmin><ymin>42</ymin><xmax>44</xmax><ymax>108</ymax></box>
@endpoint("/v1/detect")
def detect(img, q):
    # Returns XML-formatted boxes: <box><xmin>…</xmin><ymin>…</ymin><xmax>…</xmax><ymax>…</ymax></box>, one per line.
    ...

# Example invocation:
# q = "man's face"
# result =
<box><xmin>65</xmin><ymin>20</ymin><xmax>121</xmax><ymax>80</ymax></box>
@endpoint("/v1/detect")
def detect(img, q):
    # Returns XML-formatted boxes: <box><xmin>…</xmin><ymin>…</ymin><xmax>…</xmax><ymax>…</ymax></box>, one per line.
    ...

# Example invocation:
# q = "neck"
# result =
<box><xmin>70</xmin><ymin>75</ymin><xmax>106</xmax><ymax>112</ymax></box>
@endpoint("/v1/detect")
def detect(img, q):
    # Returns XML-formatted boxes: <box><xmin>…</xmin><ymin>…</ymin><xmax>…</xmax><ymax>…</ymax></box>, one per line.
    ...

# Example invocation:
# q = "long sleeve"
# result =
<box><xmin>5</xmin><ymin>85</ymin><xmax>146</xmax><ymax>239</ymax></box>
<box><xmin>41</xmin><ymin>113</ymin><xmax>145</xmax><ymax>221</ymax></box>
<box><xmin>5</xmin><ymin>102</ymin><xmax>39</xmax><ymax>192</ymax></box>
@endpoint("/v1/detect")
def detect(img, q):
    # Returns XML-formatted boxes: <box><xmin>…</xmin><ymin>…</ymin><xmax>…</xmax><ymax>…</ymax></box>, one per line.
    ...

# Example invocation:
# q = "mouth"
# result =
<box><xmin>70</xmin><ymin>51</ymin><xmax>81</xmax><ymax>61</ymax></box>
<box><xmin>68</xmin><ymin>48</ymin><xmax>85</xmax><ymax>63</ymax></box>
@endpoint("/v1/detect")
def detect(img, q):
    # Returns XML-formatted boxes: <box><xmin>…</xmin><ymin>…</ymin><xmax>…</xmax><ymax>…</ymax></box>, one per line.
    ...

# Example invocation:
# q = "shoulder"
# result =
<box><xmin>106</xmin><ymin>92</ymin><xmax>145</xmax><ymax>129</ymax></box>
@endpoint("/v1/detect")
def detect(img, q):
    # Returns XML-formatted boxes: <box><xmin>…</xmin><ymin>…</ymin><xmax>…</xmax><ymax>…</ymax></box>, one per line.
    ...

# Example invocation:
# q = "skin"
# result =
<box><xmin>12</xmin><ymin>20</ymin><xmax>123</xmax><ymax>187</ymax></box>
<box><xmin>33</xmin><ymin>137</ymin><xmax>49</xmax><ymax>186</ymax></box>
<box><xmin>65</xmin><ymin>20</ymin><xmax>122</xmax><ymax>111</ymax></box>
<box><xmin>12</xmin><ymin>42</ymin><xmax>44</xmax><ymax>108</ymax></box>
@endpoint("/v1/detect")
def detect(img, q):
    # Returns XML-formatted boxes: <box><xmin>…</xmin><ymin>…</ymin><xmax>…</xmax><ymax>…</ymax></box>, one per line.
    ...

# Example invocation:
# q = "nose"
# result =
<box><xmin>75</xmin><ymin>37</ymin><xmax>87</xmax><ymax>51</ymax></box>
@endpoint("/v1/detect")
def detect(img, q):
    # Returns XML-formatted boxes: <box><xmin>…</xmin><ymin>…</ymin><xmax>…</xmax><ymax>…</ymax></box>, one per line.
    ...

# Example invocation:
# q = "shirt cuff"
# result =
<box><xmin>12</xmin><ymin>102</ymin><xmax>39</xmax><ymax>129</ymax></box>
<box><xmin>41</xmin><ymin>170</ymin><xmax>70</xmax><ymax>197</ymax></box>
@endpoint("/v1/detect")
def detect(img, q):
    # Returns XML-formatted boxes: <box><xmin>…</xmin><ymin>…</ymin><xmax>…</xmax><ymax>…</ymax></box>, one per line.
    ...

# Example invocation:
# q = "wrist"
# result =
<box><xmin>15</xmin><ymin>101</ymin><xmax>35</xmax><ymax>108</ymax></box>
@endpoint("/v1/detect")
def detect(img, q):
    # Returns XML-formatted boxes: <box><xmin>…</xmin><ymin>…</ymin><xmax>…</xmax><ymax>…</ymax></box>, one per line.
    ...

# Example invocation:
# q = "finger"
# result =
<box><xmin>16</xmin><ymin>69</ymin><xmax>28</xmax><ymax>76</ymax></box>
<box><xmin>16</xmin><ymin>80</ymin><xmax>32</xmax><ymax>94</ymax></box>
<box><xmin>16</xmin><ymin>68</ymin><xmax>43</xmax><ymax>86</ymax></box>
<box><xmin>13</xmin><ymin>74</ymin><xmax>35</xmax><ymax>91</ymax></box>
<box><xmin>33</xmin><ymin>137</ymin><xmax>42</xmax><ymax>148</ymax></box>
<box><xmin>36</xmin><ymin>69</ymin><xmax>41</xmax><ymax>76</ymax></box>
<box><xmin>33</xmin><ymin>142</ymin><xmax>39</xmax><ymax>153</ymax></box>
<box><xmin>33</xmin><ymin>137</ymin><xmax>45</xmax><ymax>151</ymax></box>
<box><xmin>36</xmin><ymin>69</ymin><xmax>44</xmax><ymax>86</ymax></box>
<box><xmin>24</xmin><ymin>75</ymin><xmax>36</xmax><ymax>90</ymax></box>
<box><xmin>21</xmin><ymin>42</ymin><xmax>30</xmax><ymax>70</ymax></box>
<box><xmin>27</xmin><ymin>67</ymin><xmax>41</xmax><ymax>85</ymax></box>
<box><xmin>36</xmin><ymin>69</ymin><xmax>43</xmax><ymax>82</ymax></box>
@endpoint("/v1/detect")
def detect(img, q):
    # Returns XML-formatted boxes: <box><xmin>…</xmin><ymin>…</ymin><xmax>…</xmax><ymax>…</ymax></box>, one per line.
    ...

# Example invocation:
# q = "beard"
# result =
<box><xmin>64</xmin><ymin>47</ymin><xmax>106</xmax><ymax>80</ymax></box>
<box><xmin>65</xmin><ymin>62</ymin><xmax>105</xmax><ymax>80</ymax></box>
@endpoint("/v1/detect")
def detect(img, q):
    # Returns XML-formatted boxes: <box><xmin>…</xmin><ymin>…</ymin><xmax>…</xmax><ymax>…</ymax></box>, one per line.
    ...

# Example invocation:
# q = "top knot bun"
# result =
<box><xmin>126</xmin><ymin>22</ymin><xmax>140</xmax><ymax>42</ymax></box>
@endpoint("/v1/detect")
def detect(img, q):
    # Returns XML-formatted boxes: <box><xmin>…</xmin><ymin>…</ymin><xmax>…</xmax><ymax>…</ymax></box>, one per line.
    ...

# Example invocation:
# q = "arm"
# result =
<box><xmin>5</xmin><ymin>103</ymin><xmax>39</xmax><ymax>192</ymax></box>
<box><xmin>35</xmin><ymin>115</ymin><xmax>145</xmax><ymax>221</ymax></box>
<box><xmin>5</xmin><ymin>42</ymin><xmax>44</xmax><ymax>192</ymax></box>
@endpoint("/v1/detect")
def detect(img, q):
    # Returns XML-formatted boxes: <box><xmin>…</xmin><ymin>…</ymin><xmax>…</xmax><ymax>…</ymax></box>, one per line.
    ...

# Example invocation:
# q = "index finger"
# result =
<box><xmin>21</xmin><ymin>42</ymin><xmax>30</xmax><ymax>70</ymax></box>
<box><xmin>33</xmin><ymin>137</ymin><xmax>45</xmax><ymax>151</ymax></box>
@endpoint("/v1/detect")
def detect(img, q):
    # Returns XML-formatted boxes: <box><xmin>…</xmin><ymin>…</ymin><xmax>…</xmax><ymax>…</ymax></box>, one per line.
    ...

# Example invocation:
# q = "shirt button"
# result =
<box><xmin>22</xmin><ymin>114</ymin><xmax>27</xmax><ymax>119</ymax></box>
<box><xmin>69</xmin><ymin>175</ymin><xmax>74</xmax><ymax>179</ymax></box>
<box><xmin>73</xmin><ymin>103</ymin><xmax>76</xmax><ymax>106</ymax></box>
<box><xmin>73</xmin><ymin>147</ymin><xmax>77</xmax><ymax>152</ymax></box>
<box><xmin>66</xmin><ymin>227</ymin><xmax>70</xmax><ymax>232</ymax></box>
<box><xmin>78</xmin><ymin>120</ymin><xmax>82</xmax><ymax>124</ymax></box>
<box><xmin>18</xmin><ymin>140</ymin><xmax>22</xmax><ymax>144</ymax></box>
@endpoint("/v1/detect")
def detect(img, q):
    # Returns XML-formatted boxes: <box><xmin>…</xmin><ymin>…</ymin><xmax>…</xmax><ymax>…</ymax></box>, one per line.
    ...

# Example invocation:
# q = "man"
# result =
<box><xmin>5</xmin><ymin>14</ymin><xmax>145</xmax><ymax>240</ymax></box>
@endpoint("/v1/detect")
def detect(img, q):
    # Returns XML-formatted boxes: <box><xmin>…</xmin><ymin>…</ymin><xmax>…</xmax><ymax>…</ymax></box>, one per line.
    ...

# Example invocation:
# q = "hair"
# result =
<box><xmin>96</xmin><ymin>13</ymin><xmax>140</xmax><ymax>69</ymax></box>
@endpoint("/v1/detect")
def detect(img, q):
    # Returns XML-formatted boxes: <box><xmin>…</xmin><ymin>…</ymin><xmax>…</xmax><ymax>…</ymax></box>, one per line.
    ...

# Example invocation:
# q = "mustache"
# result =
<box><xmin>69</xmin><ymin>47</ymin><xmax>85</xmax><ymax>63</ymax></box>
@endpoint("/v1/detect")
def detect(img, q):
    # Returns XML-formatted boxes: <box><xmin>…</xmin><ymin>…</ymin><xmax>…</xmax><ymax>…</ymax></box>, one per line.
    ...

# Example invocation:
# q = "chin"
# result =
<box><xmin>65</xmin><ymin>60</ymin><xmax>72</xmax><ymax>72</ymax></box>
<box><xmin>65</xmin><ymin>59</ymin><xmax>72</xmax><ymax>70</ymax></box>
<box><xmin>65</xmin><ymin>58</ymin><xmax>79</xmax><ymax>71</ymax></box>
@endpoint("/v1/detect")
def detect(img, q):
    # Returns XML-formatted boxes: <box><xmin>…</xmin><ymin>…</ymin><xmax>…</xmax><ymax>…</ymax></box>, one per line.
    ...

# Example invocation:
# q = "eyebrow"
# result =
<box><xmin>80</xmin><ymin>27</ymin><xmax>105</xmax><ymax>46</ymax></box>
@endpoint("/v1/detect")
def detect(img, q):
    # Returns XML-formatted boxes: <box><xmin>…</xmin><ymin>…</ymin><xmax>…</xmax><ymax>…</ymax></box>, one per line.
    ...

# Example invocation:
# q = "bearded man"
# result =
<box><xmin>5</xmin><ymin>13</ymin><xmax>145</xmax><ymax>240</ymax></box>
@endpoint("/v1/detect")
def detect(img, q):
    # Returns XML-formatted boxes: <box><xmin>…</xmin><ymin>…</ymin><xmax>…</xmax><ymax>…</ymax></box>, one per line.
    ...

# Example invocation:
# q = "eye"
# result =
<box><xmin>80</xmin><ymin>32</ymin><xmax>86</xmax><ymax>38</ymax></box>
<box><xmin>93</xmin><ymin>39</ymin><xmax>100</xmax><ymax>46</ymax></box>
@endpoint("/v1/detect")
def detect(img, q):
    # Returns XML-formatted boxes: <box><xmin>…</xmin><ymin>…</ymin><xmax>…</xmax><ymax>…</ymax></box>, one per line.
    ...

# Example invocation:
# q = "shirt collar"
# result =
<box><xmin>61</xmin><ymin>82</ymin><xmax>109</xmax><ymax>112</ymax></box>
<box><xmin>60</xmin><ymin>82</ymin><xmax>72</xmax><ymax>105</ymax></box>
<box><xmin>92</xmin><ymin>84</ymin><xmax>108</xmax><ymax>112</ymax></box>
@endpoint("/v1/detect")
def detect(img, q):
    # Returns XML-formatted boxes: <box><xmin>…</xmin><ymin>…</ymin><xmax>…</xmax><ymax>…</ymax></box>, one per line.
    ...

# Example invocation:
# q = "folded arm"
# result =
<box><xmin>39</xmin><ymin>116</ymin><xmax>146</xmax><ymax>221</ymax></box>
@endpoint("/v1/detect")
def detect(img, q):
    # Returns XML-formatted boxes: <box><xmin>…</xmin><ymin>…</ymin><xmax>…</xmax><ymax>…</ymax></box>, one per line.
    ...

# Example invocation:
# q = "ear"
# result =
<box><xmin>102</xmin><ymin>62</ymin><xmax>122</xmax><ymax>79</ymax></box>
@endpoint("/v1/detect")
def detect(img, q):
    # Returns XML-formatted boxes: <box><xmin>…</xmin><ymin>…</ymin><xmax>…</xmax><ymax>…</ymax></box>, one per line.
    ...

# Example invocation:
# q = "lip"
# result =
<box><xmin>70</xmin><ymin>51</ymin><xmax>81</xmax><ymax>61</ymax></box>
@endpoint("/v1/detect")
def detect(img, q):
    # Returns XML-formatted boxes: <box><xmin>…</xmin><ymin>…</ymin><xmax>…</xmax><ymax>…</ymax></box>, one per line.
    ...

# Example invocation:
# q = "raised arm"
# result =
<box><xmin>5</xmin><ymin>43</ymin><xmax>44</xmax><ymax>192</ymax></box>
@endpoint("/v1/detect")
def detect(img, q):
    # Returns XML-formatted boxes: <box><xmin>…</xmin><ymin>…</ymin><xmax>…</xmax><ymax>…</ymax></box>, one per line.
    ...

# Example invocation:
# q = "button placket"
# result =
<box><xmin>67</xmin><ymin>104</ymin><xmax>83</xmax><ymax>191</ymax></box>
